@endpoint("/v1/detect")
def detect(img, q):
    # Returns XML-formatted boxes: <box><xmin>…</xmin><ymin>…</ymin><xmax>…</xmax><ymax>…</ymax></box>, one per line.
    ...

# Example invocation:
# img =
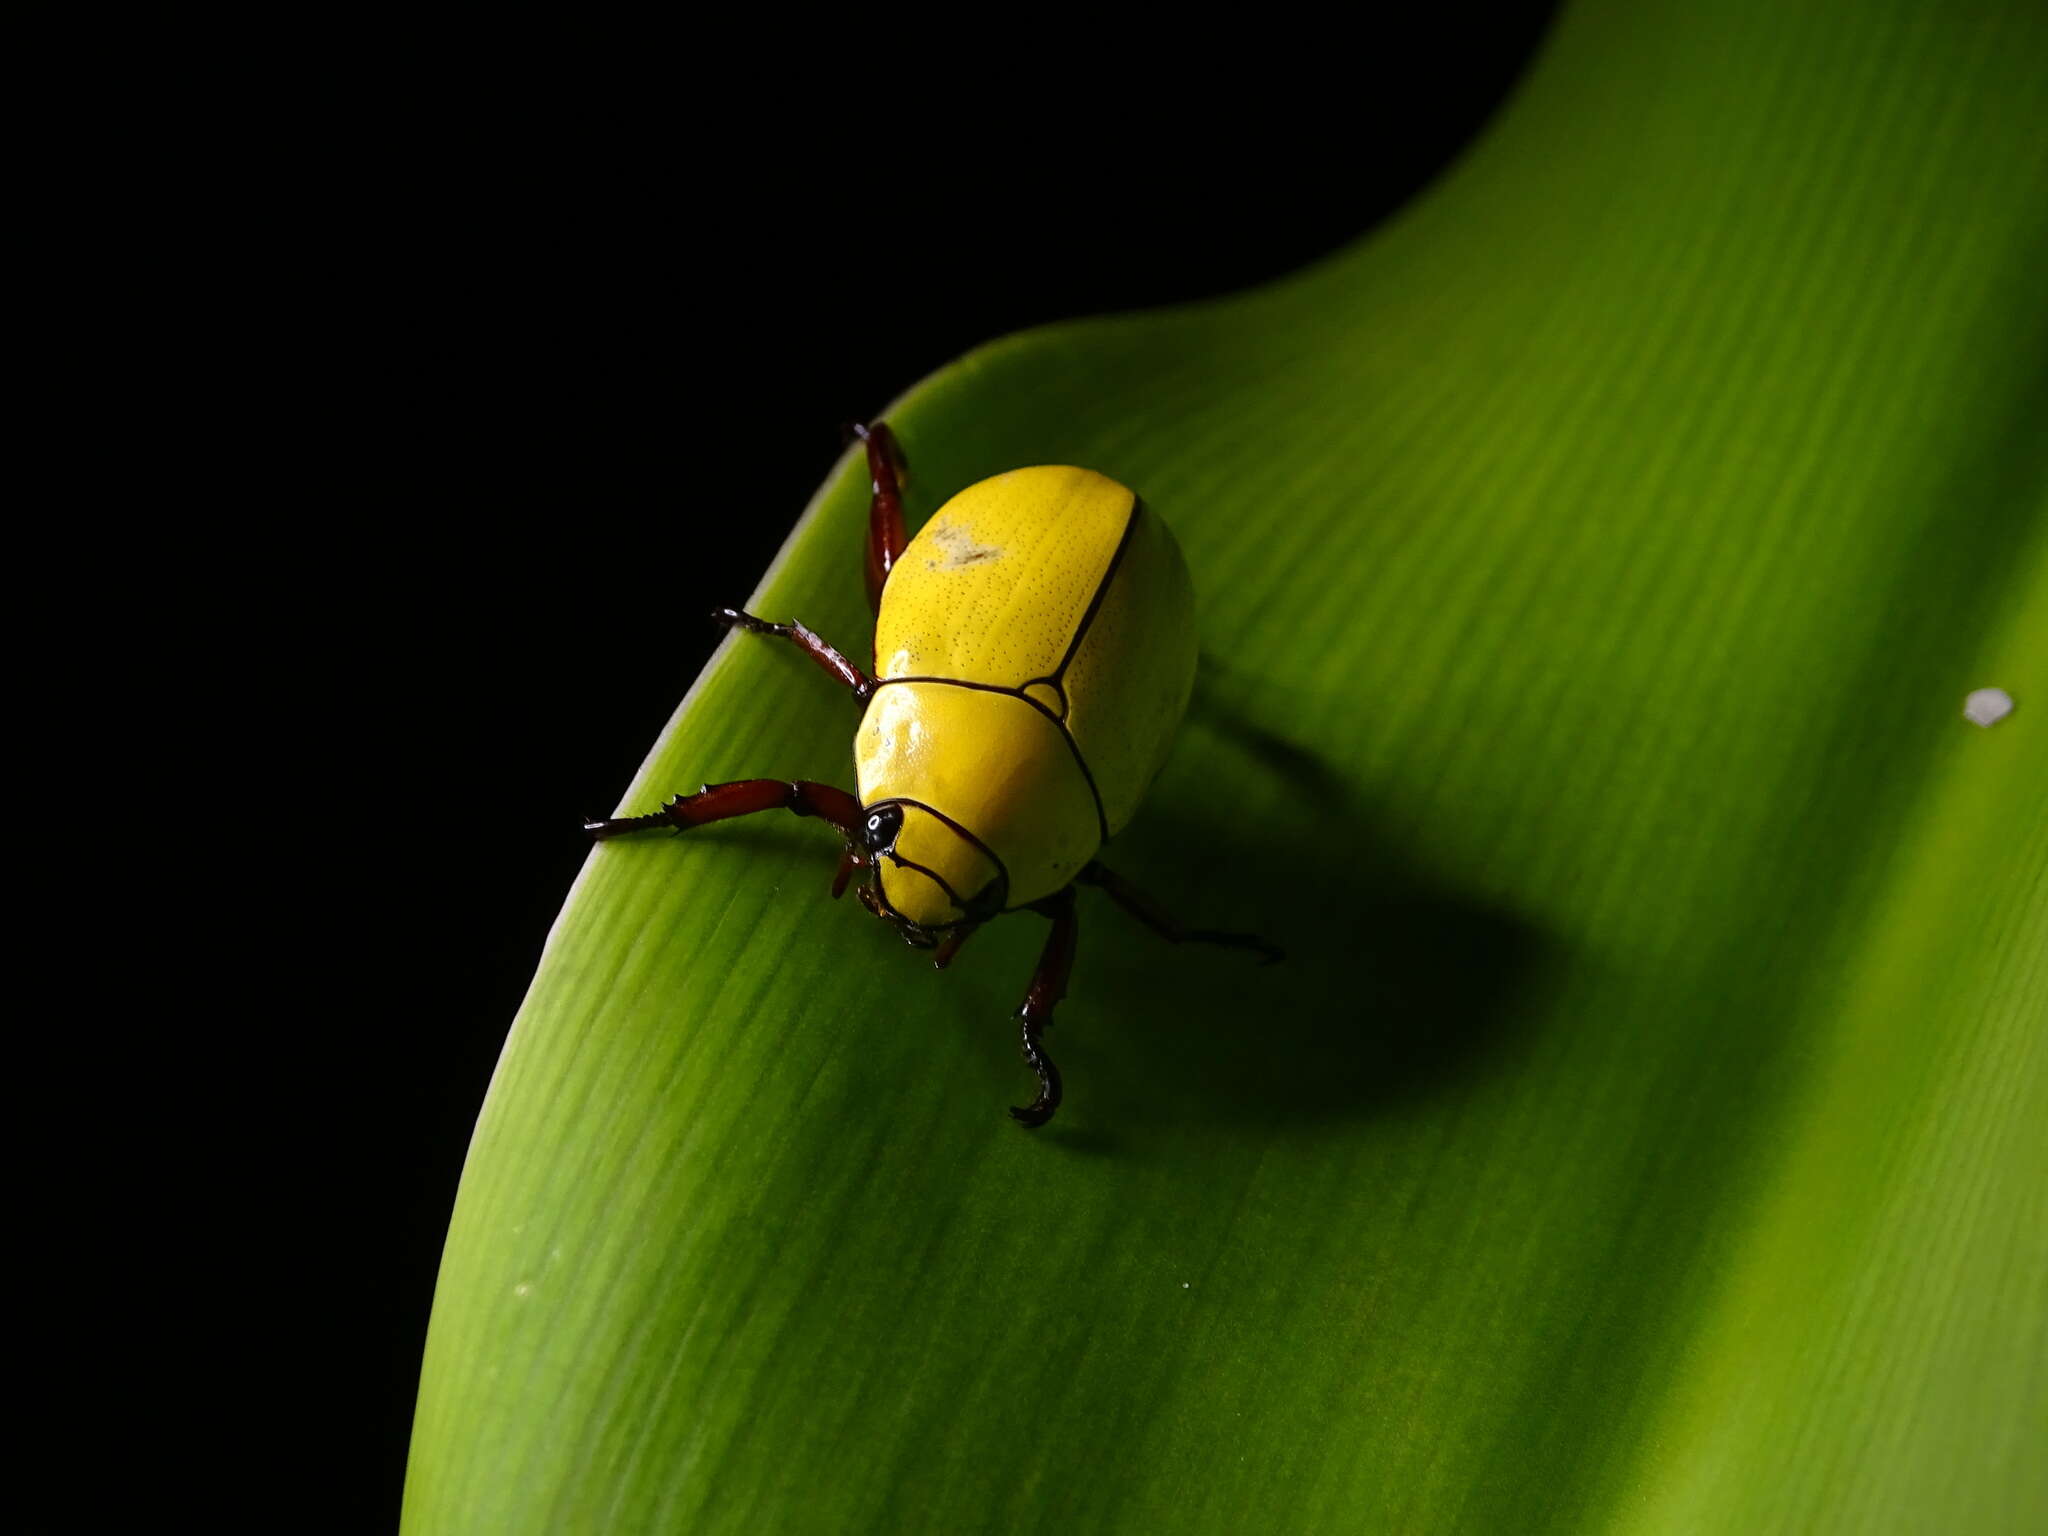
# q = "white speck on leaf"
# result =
<box><xmin>513</xmin><ymin>1282</ymin><xmax>532</xmax><ymax>1298</ymax></box>
<box><xmin>1963</xmin><ymin>687</ymin><xmax>2015</xmax><ymax>727</ymax></box>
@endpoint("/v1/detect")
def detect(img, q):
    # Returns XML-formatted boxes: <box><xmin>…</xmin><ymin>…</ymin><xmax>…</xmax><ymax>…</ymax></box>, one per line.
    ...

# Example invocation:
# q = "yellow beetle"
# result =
<box><xmin>586</xmin><ymin>423</ymin><xmax>1276</xmax><ymax>1126</ymax></box>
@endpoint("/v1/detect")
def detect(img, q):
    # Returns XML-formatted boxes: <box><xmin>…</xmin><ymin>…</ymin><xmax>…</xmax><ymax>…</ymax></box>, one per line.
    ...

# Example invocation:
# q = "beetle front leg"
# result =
<box><xmin>1010</xmin><ymin>888</ymin><xmax>1078</xmax><ymax>1128</ymax></box>
<box><xmin>712</xmin><ymin>609</ymin><xmax>873</xmax><ymax>702</ymax></box>
<box><xmin>852</xmin><ymin>420</ymin><xmax>909</xmax><ymax>614</ymax></box>
<box><xmin>1080</xmin><ymin>862</ymin><xmax>1283</xmax><ymax>964</ymax></box>
<box><xmin>585</xmin><ymin>779</ymin><xmax>863</xmax><ymax>845</ymax></box>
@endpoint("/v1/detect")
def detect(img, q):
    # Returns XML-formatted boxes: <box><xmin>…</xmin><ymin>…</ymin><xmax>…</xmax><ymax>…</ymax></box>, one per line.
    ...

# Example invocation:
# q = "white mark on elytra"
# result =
<box><xmin>924</xmin><ymin>520</ymin><xmax>1002</xmax><ymax>570</ymax></box>
<box><xmin>513</xmin><ymin>1282</ymin><xmax>533</xmax><ymax>1298</ymax></box>
<box><xmin>1963</xmin><ymin>688</ymin><xmax>2015</xmax><ymax>727</ymax></box>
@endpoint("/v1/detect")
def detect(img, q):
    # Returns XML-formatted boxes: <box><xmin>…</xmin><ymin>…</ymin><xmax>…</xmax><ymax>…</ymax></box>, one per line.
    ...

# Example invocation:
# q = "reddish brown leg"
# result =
<box><xmin>1080</xmin><ymin>863</ymin><xmax>1283</xmax><ymax>964</ymax></box>
<box><xmin>831</xmin><ymin>846</ymin><xmax>864</xmax><ymax>899</ymax></box>
<box><xmin>932</xmin><ymin>924</ymin><xmax>978</xmax><ymax>971</ymax></box>
<box><xmin>712</xmin><ymin>608</ymin><xmax>872</xmax><ymax>701</ymax></box>
<box><xmin>853</xmin><ymin>421</ymin><xmax>909</xmax><ymax>613</ymax></box>
<box><xmin>1010</xmin><ymin>889</ymin><xmax>1078</xmax><ymax>1128</ymax></box>
<box><xmin>585</xmin><ymin>779</ymin><xmax>862</xmax><ymax>847</ymax></box>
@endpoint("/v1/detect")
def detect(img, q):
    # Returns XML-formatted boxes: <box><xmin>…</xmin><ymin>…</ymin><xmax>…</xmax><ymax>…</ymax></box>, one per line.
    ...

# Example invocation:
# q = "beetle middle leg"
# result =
<box><xmin>1010</xmin><ymin>888</ymin><xmax>1078</xmax><ymax>1128</ymax></box>
<box><xmin>1080</xmin><ymin>862</ymin><xmax>1283</xmax><ymax>964</ymax></box>
<box><xmin>712</xmin><ymin>609</ymin><xmax>872</xmax><ymax>702</ymax></box>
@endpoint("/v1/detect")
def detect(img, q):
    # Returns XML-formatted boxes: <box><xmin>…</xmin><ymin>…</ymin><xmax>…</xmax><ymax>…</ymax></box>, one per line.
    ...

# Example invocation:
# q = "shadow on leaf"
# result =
<box><xmin>1048</xmin><ymin>686</ymin><xmax>1554</xmax><ymax>1143</ymax></box>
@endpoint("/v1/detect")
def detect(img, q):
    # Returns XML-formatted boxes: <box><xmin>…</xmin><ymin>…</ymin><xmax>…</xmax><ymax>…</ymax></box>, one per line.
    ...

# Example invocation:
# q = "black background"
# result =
<box><xmin>348</xmin><ymin>11</ymin><xmax>1560</xmax><ymax>1524</ymax></box>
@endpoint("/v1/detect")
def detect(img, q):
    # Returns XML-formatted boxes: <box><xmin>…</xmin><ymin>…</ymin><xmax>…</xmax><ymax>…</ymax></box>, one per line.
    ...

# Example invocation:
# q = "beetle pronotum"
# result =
<box><xmin>586</xmin><ymin>423</ymin><xmax>1277</xmax><ymax>1126</ymax></box>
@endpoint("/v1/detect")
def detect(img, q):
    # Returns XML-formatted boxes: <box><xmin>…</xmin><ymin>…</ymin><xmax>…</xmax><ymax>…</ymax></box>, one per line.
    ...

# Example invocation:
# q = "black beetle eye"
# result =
<box><xmin>862</xmin><ymin>804</ymin><xmax>903</xmax><ymax>852</ymax></box>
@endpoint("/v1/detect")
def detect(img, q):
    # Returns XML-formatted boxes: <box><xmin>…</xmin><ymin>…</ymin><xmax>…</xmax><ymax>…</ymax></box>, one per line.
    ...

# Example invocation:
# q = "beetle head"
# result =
<box><xmin>854</xmin><ymin>800</ymin><xmax>1005</xmax><ymax>947</ymax></box>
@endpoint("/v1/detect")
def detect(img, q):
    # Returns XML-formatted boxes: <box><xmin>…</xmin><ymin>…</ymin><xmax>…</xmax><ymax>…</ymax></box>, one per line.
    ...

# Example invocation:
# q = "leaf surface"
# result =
<box><xmin>407</xmin><ymin>1</ymin><xmax>2048</xmax><ymax>1530</ymax></box>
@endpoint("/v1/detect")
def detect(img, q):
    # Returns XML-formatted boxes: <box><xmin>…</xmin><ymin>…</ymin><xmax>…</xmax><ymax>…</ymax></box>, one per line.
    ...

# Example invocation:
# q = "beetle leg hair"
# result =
<box><xmin>1009</xmin><ymin>888</ymin><xmax>1078</xmax><ymax>1128</ymax></box>
<box><xmin>1080</xmin><ymin>862</ymin><xmax>1284</xmax><ymax>965</ymax></box>
<box><xmin>584</xmin><ymin>780</ymin><xmax>863</xmax><ymax>843</ymax></box>
<box><xmin>712</xmin><ymin>609</ymin><xmax>873</xmax><ymax>702</ymax></box>
<box><xmin>851</xmin><ymin>420</ymin><xmax>909</xmax><ymax>614</ymax></box>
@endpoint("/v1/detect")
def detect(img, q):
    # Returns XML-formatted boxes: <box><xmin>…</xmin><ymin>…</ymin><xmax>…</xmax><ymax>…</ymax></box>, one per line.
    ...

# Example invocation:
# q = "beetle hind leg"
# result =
<box><xmin>1080</xmin><ymin>862</ymin><xmax>1283</xmax><ymax>964</ymax></box>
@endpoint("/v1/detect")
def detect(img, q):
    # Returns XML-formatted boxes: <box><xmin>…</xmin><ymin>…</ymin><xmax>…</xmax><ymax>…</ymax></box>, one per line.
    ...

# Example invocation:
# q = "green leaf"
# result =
<box><xmin>406</xmin><ymin>0</ymin><xmax>2048</xmax><ymax>1530</ymax></box>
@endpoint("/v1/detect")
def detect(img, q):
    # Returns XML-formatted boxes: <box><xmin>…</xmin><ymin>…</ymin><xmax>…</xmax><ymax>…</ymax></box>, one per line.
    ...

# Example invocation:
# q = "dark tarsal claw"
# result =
<box><xmin>710</xmin><ymin>607</ymin><xmax>789</xmax><ymax>637</ymax></box>
<box><xmin>1012</xmin><ymin>1012</ymin><xmax>1063</xmax><ymax>1129</ymax></box>
<box><xmin>585</xmin><ymin>806</ymin><xmax>681</xmax><ymax>841</ymax></box>
<box><xmin>846</xmin><ymin>420</ymin><xmax>907</xmax><ymax>471</ymax></box>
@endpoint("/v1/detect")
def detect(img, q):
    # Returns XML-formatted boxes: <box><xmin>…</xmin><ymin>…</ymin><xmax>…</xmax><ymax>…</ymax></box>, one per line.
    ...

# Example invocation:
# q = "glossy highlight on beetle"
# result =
<box><xmin>585</xmin><ymin>423</ymin><xmax>1278</xmax><ymax>1127</ymax></box>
